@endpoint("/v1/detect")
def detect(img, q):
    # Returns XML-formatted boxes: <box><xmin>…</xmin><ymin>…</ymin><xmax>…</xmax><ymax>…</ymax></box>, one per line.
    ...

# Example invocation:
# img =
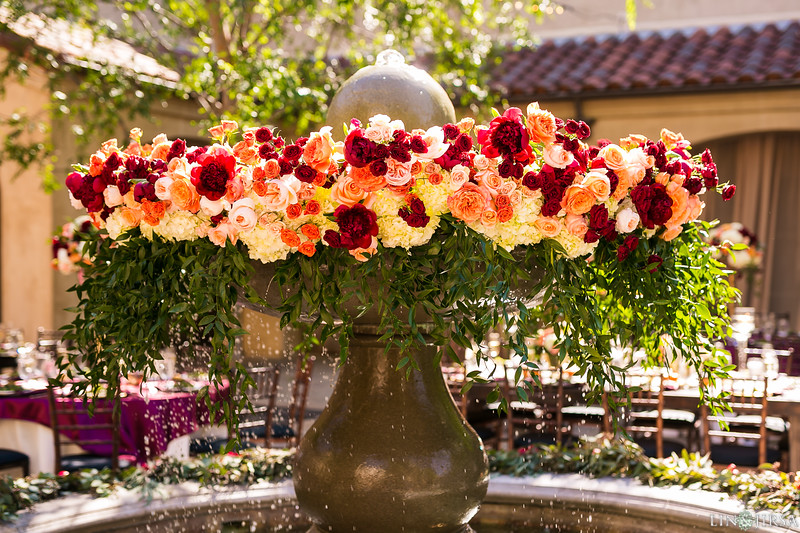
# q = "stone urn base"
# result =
<box><xmin>293</xmin><ymin>331</ymin><xmax>488</xmax><ymax>533</ymax></box>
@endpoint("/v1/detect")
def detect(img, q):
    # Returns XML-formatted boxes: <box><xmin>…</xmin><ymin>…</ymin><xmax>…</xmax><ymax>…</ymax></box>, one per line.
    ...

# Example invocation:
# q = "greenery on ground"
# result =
<box><xmin>1</xmin><ymin>436</ymin><xmax>797</xmax><ymax>522</ymax></box>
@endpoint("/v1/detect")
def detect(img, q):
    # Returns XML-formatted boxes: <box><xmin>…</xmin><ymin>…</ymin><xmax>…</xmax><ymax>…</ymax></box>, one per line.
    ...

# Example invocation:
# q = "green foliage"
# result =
<box><xmin>0</xmin><ymin>448</ymin><xmax>293</xmax><ymax>521</ymax></box>
<box><xmin>489</xmin><ymin>434</ymin><xmax>800</xmax><ymax>517</ymax></box>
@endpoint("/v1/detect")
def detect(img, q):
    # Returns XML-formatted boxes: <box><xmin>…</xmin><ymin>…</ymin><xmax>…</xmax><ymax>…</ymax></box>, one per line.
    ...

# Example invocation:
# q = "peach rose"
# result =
<box><xmin>263</xmin><ymin>159</ymin><xmax>281</xmax><ymax>179</ymax></box>
<box><xmin>534</xmin><ymin>217</ymin><xmax>562</xmax><ymax>238</ymax></box>
<box><xmin>385</xmin><ymin>158</ymin><xmax>413</xmax><ymax>187</ymax></box>
<box><xmin>565</xmin><ymin>213</ymin><xmax>588</xmax><ymax>237</ymax></box>
<box><xmin>686</xmin><ymin>196</ymin><xmax>704</xmax><ymax>221</ymax></box>
<box><xmin>612</xmin><ymin>174</ymin><xmax>633</xmax><ymax>201</ymax></box>
<box><xmin>208</xmin><ymin>221</ymin><xmax>237</xmax><ymax>246</ymax></box>
<box><xmin>221</xmin><ymin>120</ymin><xmax>238</xmax><ymax>133</ymax></box>
<box><xmin>582</xmin><ymin>171</ymin><xmax>611</xmax><ymax>202</ymax></box>
<box><xmin>665</xmin><ymin>181</ymin><xmax>690</xmax><ymax>228</ymax></box>
<box><xmin>614</xmin><ymin>208</ymin><xmax>640</xmax><ymax>233</ymax></box>
<box><xmin>103</xmin><ymin>185</ymin><xmax>125</xmax><ymax>207</ymax></box>
<box><xmin>259</xmin><ymin>179</ymin><xmax>299</xmax><ymax>211</ymax></box>
<box><xmin>365</xmin><ymin>114</ymin><xmax>399</xmax><ymax>142</ymax></box>
<box><xmin>598</xmin><ymin>144</ymin><xmax>627</xmax><ymax>171</ymax></box>
<box><xmin>303</xmin><ymin>126</ymin><xmax>336</xmax><ymax>173</ymax></box>
<box><xmin>497</xmin><ymin>180</ymin><xmax>516</xmax><ymax>196</ymax></box>
<box><xmin>149</xmin><ymin>142</ymin><xmax>172</xmax><ymax>161</ymax></box>
<box><xmin>561</xmin><ymin>184</ymin><xmax>595</xmax><ymax>216</ymax></box>
<box><xmin>331</xmin><ymin>176</ymin><xmax>369</xmax><ymax>206</ymax></box>
<box><xmin>119</xmin><ymin>207</ymin><xmax>143</xmax><ymax>227</ymax></box>
<box><xmin>526</xmin><ymin>102</ymin><xmax>557</xmax><ymax>144</ymax></box>
<box><xmin>208</xmin><ymin>125</ymin><xmax>225</xmax><ymax>138</ymax></box>
<box><xmin>620</xmin><ymin>134</ymin><xmax>647</xmax><ymax>150</ymax></box>
<box><xmin>480</xmin><ymin>209</ymin><xmax>498</xmax><ymax>227</ymax></box>
<box><xmin>228</xmin><ymin>198</ymin><xmax>257</xmax><ymax>232</ymax></box>
<box><xmin>660</xmin><ymin>128</ymin><xmax>685</xmax><ymax>150</ymax></box>
<box><xmin>654</xmin><ymin>172</ymin><xmax>671</xmax><ymax>186</ymax></box>
<box><xmin>154</xmin><ymin>176</ymin><xmax>173</xmax><ymax>201</ymax></box>
<box><xmin>447</xmin><ymin>182</ymin><xmax>491</xmax><ymax>222</ymax></box>
<box><xmin>232</xmin><ymin>141</ymin><xmax>257</xmax><ymax>165</ymax></box>
<box><xmin>476</xmin><ymin>168</ymin><xmax>503</xmax><ymax>194</ymax></box>
<box><xmin>350</xmin><ymin>165</ymin><xmax>387</xmax><ymax>192</ymax></box>
<box><xmin>297</xmin><ymin>182</ymin><xmax>317</xmax><ymax>201</ymax></box>
<box><xmin>472</xmin><ymin>154</ymin><xmax>493</xmax><ymax>171</ymax></box>
<box><xmin>448</xmin><ymin>164</ymin><xmax>471</xmax><ymax>192</ymax></box>
<box><xmin>457</xmin><ymin>117</ymin><xmax>475</xmax><ymax>133</ymax></box>
<box><xmin>618</xmin><ymin>147</ymin><xmax>654</xmax><ymax>185</ymax></box>
<box><xmin>169</xmin><ymin>179</ymin><xmax>200</xmax><ymax>213</ymax></box>
<box><xmin>225</xmin><ymin>177</ymin><xmax>245</xmax><ymax>203</ymax></box>
<box><xmin>542</xmin><ymin>143</ymin><xmax>574</xmax><ymax>169</ymax></box>
<box><xmin>350</xmin><ymin>236</ymin><xmax>378</xmax><ymax>262</ymax></box>
<box><xmin>661</xmin><ymin>225</ymin><xmax>683</xmax><ymax>241</ymax></box>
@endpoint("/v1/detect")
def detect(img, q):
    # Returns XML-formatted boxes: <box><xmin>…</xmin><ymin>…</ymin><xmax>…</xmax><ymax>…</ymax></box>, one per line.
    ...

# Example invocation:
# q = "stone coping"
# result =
<box><xmin>2</xmin><ymin>475</ymin><xmax>797</xmax><ymax>533</ymax></box>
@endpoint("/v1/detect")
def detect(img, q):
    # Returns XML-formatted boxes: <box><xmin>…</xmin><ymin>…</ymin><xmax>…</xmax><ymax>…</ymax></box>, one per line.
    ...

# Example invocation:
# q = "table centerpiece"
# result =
<box><xmin>59</xmin><ymin>68</ymin><xmax>738</xmax><ymax>530</ymax></box>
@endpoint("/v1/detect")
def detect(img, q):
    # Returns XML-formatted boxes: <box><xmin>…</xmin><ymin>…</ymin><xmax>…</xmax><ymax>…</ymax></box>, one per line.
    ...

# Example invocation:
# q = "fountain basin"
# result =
<box><xmin>4</xmin><ymin>474</ymin><xmax>797</xmax><ymax>533</ymax></box>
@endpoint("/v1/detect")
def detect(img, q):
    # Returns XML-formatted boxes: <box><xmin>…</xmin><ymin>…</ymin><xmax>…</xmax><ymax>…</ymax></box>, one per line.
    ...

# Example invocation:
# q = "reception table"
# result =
<box><xmin>0</xmin><ymin>378</ymin><xmax>229</xmax><ymax>474</ymax></box>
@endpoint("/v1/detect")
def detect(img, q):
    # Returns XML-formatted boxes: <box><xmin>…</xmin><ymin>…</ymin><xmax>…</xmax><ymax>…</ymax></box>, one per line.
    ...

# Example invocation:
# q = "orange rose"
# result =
<box><xmin>350</xmin><ymin>165</ymin><xmax>387</xmax><ymax>192</ymax></box>
<box><xmin>534</xmin><ymin>217</ymin><xmax>562</xmax><ymax>238</ymax></box>
<box><xmin>169</xmin><ymin>179</ymin><xmax>200</xmax><ymax>213</ymax></box>
<box><xmin>303</xmin><ymin>126</ymin><xmax>336</xmax><ymax>174</ymax></box>
<box><xmin>301</xmin><ymin>224</ymin><xmax>321</xmax><ymax>240</ymax></box>
<box><xmin>253</xmin><ymin>181</ymin><xmax>269</xmax><ymax>196</ymax></box>
<box><xmin>264</xmin><ymin>159</ymin><xmax>281</xmax><ymax>179</ymax></box>
<box><xmin>286</xmin><ymin>204</ymin><xmax>302</xmax><ymax>219</ymax></box>
<box><xmin>298</xmin><ymin>241</ymin><xmax>317</xmax><ymax>257</ymax></box>
<box><xmin>150</xmin><ymin>142</ymin><xmax>172</xmax><ymax>161</ymax></box>
<box><xmin>304</xmin><ymin>200</ymin><xmax>322</xmax><ymax>216</ymax></box>
<box><xmin>233</xmin><ymin>141</ymin><xmax>258</xmax><ymax>165</ymax></box>
<box><xmin>497</xmin><ymin>207</ymin><xmax>513</xmax><ymax>223</ymax></box>
<box><xmin>89</xmin><ymin>152</ymin><xmax>106</xmax><ymax>177</ymax></box>
<box><xmin>526</xmin><ymin>102</ymin><xmax>557</xmax><ymax>144</ymax></box>
<box><xmin>427</xmin><ymin>172</ymin><xmax>443</xmax><ymax>185</ymax></box>
<box><xmin>495</xmin><ymin>194</ymin><xmax>512</xmax><ymax>210</ymax></box>
<box><xmin>331</xmin><ymin>176</ymin><xmax>369</xmax><ymax>206</ymax></box>
<box><xmin>447</xmin><ymin>183</ymin><xmax>491</xmax><ymax>222</ymax></box>
<box><xmin>582</xmin><ymin>171</ymin><xmax>611</xmax><ymax>202</ymax></box>
<box><xmin>661</xmin><ymin>225</ymin><xmax>682</xmax><ymax>241</ymax></box>
<box><xmin>561</xmin><ymin>184</ymin><xmax>595</xmax><ymax>216</ymax></box>
<box><xmin>280</xmin><ymin>228</ymin><xmax>301</xmax><ymax>248</ymax></box>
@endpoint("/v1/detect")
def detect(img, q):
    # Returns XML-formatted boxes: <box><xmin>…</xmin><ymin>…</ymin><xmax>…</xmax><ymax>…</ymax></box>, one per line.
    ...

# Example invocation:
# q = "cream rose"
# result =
<box><xmin>228</xmin><ymin>198</ymin><xmax>258</xmax><ymax>232</ymax></box>
<box><xmin>615</xmin><ymin>207</ymin><xmax>640</xmax><ymax>233</ymax></box>
<box><xmin>448</xmin><ymin>164</ymin><xmax>471</xmax><ymax>192</ymax></box>
<box><xmin>200</xmin><ymin>196</ymin><xmax>226</xmax><ymax>217</ymax></box>
<box><xmin>104</xmin><ymin>185</ymin><xmax>125</xmax><ymax>207</ymax></box>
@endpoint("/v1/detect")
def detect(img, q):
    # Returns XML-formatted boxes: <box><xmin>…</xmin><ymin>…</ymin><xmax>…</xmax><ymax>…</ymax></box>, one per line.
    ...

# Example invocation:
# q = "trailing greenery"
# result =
<box><xmin>489</xmin><ymin>434</ymin><xmax>800</xmax><ymax>517</ymax></box>
<box><xmin>0</xmin><ymin>448</ymin><xmax>293</xmax><ymax>521</ymax></box>
<box><xmin>3</xmin><ymin>438</ymin><xmax>797</xmax><ymax>522</ymax></box>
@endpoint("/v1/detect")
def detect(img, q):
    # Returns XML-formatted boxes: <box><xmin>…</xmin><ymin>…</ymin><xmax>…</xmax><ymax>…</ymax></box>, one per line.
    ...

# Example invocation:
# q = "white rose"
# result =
<box><xmin>103</xmin><ymin>185</ymin><xmax>125</xmax><ymax>207</ymax></box>
<box><xmin>200</xmin><ymin>196</ymin><xmax>226</xmax><ymax>217</ymax></box>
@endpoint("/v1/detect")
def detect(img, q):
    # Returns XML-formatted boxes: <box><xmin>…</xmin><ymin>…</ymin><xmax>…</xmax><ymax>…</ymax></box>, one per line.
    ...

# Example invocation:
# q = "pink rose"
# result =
<box><xmin>104</xmin><ymin>185</ymin><xmax>125</xmax><ymax>207</ymax></box>
<box><xmin>448</xmin><ymin>164</ymin><xmax>471</xmax><ymax>192</ymax></box>
<box><xmin>228</xmin><ymin>198</ymin><xmax>257</xmax><ymax>232</ymax></box>
<box><xmin>154</xmin><ymin>177</ymin><xmax>174</xmax><ymax>201</ymax></box>
<box><xmin>542</xmin><ymin>143</ymin><xmax>574</xmax><ymax>169</ymax></box>
<box><xmin>534</xmin><ymin>217</ymin><xmax>562</xmax><ymax>238</ymax></box>
<box><xmin>384</xmin><ymin>158</ymin><xmax>413</xmax><ymax>187</ymax></box>
<box><xmin>476</xmin><ymin>168</ymin><xmax>503</xmax><ymax>195</ymax></box>
<box><xmin>207</xmin><ymin>221</ymin><xmax>237</xmax><ymax>247</ymax></box>
<box><xmin>565</xmin><ymin>213</ymin><xmax>588</xmax><ymax>237</ymax></box>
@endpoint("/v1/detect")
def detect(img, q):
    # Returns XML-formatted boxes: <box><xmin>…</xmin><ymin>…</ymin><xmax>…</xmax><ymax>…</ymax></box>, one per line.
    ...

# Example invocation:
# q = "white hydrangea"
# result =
<box><xmin>104</xmin><ymin>211</ymin><xmax>127</xmax><ymax>240</ymax></box>
<box><xmin>239</xmin><ymin>227</ymin><xmax>291</xmax><ymax>264</ymax></box>
<box><xmin>153</xmin><ymin>211</ymin><xmax>202</xmax><ymax>242</ymax></box>
<box><xmin>379</xmin><ymin>214</ymin><xmax>439</xmax><ymax>249</ymax></box>
<box><xmin>415</xmin><ymin>179</ymin><xmax>449</xmax><ymax>215</ymax></box>
<box><xmin>370</xmin><ymin>190</ymin><xmax>404</xmax><ymax>217</ymax></box>
<box><xmin>554</xmin><ymin>231</ymin><xmax>598</xmax><ymax>259</ymax></box>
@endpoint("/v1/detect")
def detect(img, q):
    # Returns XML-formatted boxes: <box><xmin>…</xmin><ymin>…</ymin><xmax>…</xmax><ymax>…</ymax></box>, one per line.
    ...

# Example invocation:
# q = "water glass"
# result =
<box><xmin>155</xmin><ymin>347</ymin><xmax>176</xmax><ymax>382</ymax></box>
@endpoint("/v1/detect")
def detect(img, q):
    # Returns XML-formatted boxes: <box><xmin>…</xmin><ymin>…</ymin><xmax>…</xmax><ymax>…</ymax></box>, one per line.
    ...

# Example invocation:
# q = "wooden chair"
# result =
<box><xmin>267</xmin><ymin>353</ymin><xmax>314</xmax><ymax>448</ymax></box>
<box><xmin>47</xmin><ymin>384</ymin><xmax>129</xmax><ymax>473</ymax></box>
<box><xmin>619</xmin><ymin>374</ymin><xmax>665</xmax><ymax>458</ymax></box>
<box><xmin>508</xmin><ymin>366</ymin><xmax>570</xmax><ymax>449</ymax></box>
<box><xmin>700</xmin><ymin>376</ymin><xmax>784</xmax><ymax>467</ymax></box>
<box><xmin>443</xmin><ymin>364</ymin><xmax>507</xmax><ymax>449</ymax></box>
<box><xmin>237</xmin><ymin>364</ymin><xmax>281</xmax><ymax>446</ymax></box>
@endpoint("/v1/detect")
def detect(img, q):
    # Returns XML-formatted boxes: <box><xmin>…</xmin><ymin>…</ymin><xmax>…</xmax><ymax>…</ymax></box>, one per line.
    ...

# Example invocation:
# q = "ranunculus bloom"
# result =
<box><xmin>228</xmin><ymin>198</ymin><xmax>258</xmax><ymax>232</ymax></box>
<box><xmin>561</xmin><ymin>184</ymin><xmax>595</xmax><ymax>216</ymax></box>
<box><xmin>526</xmin><ymin>102</ymin><xmax>557</xmax><ymax>144</ymax></box>
<box><xmin>350</xmin><ymin>165</ymin><xmax>387</xmax><ymax>192</ymax></box>
<box><xmin>169</xmin><ymin>179</ymin><xmax>200</xmax><ymax>213</ymax></box>
<box><xmin>448</xmin><ymin>183</ymin><xmax>491</xmax><ymax>222</ymax></box>
<box><xmin>582</xmin><ymin>171</ymin><xmax>611</xmax><ymax>202</ymax></box>
<box><xmin>191</xmin><ymin>146</ymin><xmax>235</xmax><ymax>201</ymax></box>
<box><xmin>330</xmin><ymin>176</ymin><xmax>369</xmax><ymax>206</ymax></box>
<box><xmin>534</xmin><ymin>217</ymin><xmax>562</xmax><ymax>238</ymax></box>
<box><xmin>303</xmin><ymin>126</ymin><xmax>336</xmax><ymax>174</ymax></box>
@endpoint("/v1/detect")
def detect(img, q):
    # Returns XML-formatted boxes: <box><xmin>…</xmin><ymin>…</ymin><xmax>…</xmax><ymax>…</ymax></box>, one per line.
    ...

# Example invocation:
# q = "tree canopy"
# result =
<box><xmin>0</xmin><ymin>0</ymin><xmax>638</xmax><ymax>188</ymax></box>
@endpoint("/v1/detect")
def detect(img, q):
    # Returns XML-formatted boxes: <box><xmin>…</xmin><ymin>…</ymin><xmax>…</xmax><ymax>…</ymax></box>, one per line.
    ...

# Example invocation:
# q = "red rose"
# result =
<box><xmin>344</xmin><ymin>129</ymin><xmax>375</xmax><ymax>168</ymax></box>
<box><xmin>722</xmin><ymin>184</ymin><xmax>736</xmax><ymax>201</ymax></box>
<box><xmin>646</xmin><ymin>254</ymin><xmax>663</xmax><ymax>273</ymax></box>
<box><xmin>295</xmin><ymin>164</ymin><xmax>317</xmax><ymax>183</ymax></box>
<box><xmin>331</xmin><ymin>203</ymin><xmax>379</xmax><ymax>250</ymax></box>
<box><xmin>190</xmin><ymin>147</ymin><xmax>235</xmax><ymax>201</ymax></box>
<box><xmin>617</xmin><ymin>235</ymin><xmax>639</xmax><ymax>261</ymax></box>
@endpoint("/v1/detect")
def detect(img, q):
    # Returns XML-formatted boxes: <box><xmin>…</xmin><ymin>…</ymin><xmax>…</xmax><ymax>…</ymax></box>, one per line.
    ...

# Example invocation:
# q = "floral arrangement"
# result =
<box><xmin>61</xmin><ymin>103</ymin><xmax>738</xmax><ymax>440</ymax></box>
<box><xmin>707</xmin><ymin>222</ymin><xmax>761</xmax><ymax>272</ymax></box>
<box><xmin>50</xmin><ymin>215</ymin><xmax>96</xmax><ymax>275</ymax></box>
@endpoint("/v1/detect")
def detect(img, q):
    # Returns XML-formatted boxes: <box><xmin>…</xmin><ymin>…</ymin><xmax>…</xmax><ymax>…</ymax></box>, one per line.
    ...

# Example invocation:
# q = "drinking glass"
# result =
<box><xmin>155</xmin><ymin>347</ymin><xmax>176</xmax><ymax>382</ymax></box>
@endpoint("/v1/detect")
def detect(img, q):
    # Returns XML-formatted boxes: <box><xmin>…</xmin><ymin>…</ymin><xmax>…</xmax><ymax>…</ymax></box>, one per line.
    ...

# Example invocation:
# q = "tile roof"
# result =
<box><xmin>0</xmin><ymin>10</ymin><xmax>179</xmax><ymax>85</ymax></box>
<box><xmin>493</xmin><ymin>21</ymin><xmax>800</xmax><ymax>100</ymax></box>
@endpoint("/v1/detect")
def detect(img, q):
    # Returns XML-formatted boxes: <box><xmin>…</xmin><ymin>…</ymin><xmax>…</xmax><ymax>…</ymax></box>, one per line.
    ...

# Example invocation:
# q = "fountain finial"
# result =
<box><xmin>326</xmin><ymin>49</ymin><xmax>456</xmax><ymax>138</ymax></box>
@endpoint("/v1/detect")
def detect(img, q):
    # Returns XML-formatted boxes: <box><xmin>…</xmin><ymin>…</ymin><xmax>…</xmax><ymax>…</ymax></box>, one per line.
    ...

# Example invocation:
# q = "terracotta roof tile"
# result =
<box><xmin>493</xmin><ymin>21</ymin><xmax>800</xmax><ymax>99</ymax></box>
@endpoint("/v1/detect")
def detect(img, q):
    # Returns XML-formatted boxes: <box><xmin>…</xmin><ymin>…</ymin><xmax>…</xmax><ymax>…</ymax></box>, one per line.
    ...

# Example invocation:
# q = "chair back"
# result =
<box><xmin>267</xmin><ymin>354</ymin><xmax>314</xmax><ymax>448</ymax></box>
<box><xmin>615</xmin><ymin>373</ymin><xmax>665</xmax><ymax>458</ymax></box>
<box><xmin>237</xmin><ymin>365</ymin><xmax>281</xmax><ymax>447</ymax></box>
<box><xmin>508</xmin><ymin>366</ymin><xmax>568</xmax><ymax>449</ymax></box>
<box><xmin>701</xmin><ymin>376</ymin><xmax>769</xmax><ymax>465</ymax></box>
<box><xmin>47</xmin><ymin>384</ymin><xmax>121</xmax><ymax>472</ymax></box>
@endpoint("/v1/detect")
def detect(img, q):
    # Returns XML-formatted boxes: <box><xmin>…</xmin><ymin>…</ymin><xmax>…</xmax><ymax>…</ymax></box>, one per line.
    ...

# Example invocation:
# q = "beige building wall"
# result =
<box><xmin>0</xmin><ymin>58</ymin><xmax>54</xmax><ymax>340</ymax></box>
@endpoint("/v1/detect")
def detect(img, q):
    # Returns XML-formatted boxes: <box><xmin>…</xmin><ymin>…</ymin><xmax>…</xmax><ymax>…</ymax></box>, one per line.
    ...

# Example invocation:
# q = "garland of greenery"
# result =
<box><xmin>2</xmin><ymin>438</ymin><xmax>796</xmax><ymax>522</ymax></box>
